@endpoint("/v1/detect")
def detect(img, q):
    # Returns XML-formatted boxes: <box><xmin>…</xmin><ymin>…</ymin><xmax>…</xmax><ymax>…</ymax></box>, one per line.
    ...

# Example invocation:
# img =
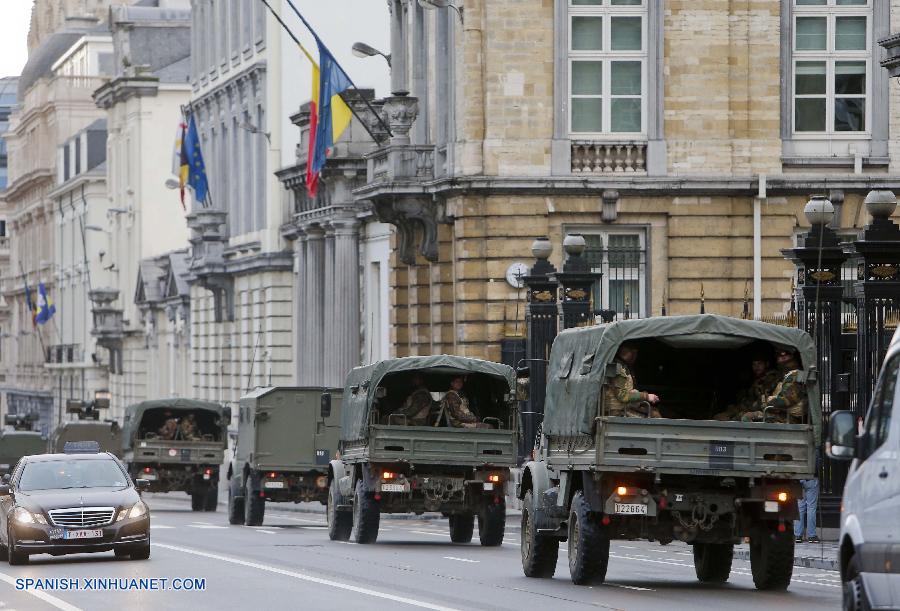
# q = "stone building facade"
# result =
<box><xmin>356</xmin><ymin>0</ymin><xmax>900</xmax><ymax>363</ymax></box>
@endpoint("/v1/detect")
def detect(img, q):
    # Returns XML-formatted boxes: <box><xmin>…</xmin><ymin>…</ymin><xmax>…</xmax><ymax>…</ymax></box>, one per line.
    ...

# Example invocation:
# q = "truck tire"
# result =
<box><xmin>244</xmin><ymin>480</ymin><xmax>266</xmax><ymax>526</ymax></box>
<box><xmin>521</xmin><ymin>490</ymin><xmax>558</xmax><ymax>578</ymax></box>
<box><xmin>478</xmin><ymin>500</ymin><xmax>506</xmax><ymax>547</ymax></box>
<box><xmin>352</xmin><ymin>480</ymin><xmax>380</xmax><ymax>544</ymax></box>
<box><xmin>567</xmin><ymin>490</ymin><xmax>609</xmax><ymax>585</ymax></box>
<box><xmin>449</xmin><ymin>514</ymin><xmax>475</xmax><ymax>543</ymax></box>
<box><xmin>228</xmin><ymin>486</ymin><xmax>245</xmax><ymax>525</ymax></box>
<box><xmin>190</xmin><ymin>491</ymin><xmax>204</xmax><ymax>512</ymax></box>
<box><xmin>750</xmin><ymin>529</ymin><xmax>794</xmax><ymax>591</ymax></box>
<box><xmin>327</xmin><ymin>478</ymin><xmax>352</xmax><ymax>541</ymax></box>
<box><xmin>204</xmin><ymin>485</ymin><xmax>218</xmax><ymax>512</ymax></box>
<box><xmin>693</xmin><ymin>542</ymin><xmax>733</xmax><ymax>583</ymax></box>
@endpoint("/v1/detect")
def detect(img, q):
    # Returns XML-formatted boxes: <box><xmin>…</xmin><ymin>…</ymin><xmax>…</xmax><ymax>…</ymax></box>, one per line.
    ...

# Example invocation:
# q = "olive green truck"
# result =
<box><xmin>327</xmin><ymin>356</ymin><xmax>519</xmax><ymax>545</ymax></box>
<box><xmin>519</xmin><ymin>315</ymin><xmax>819</xmax><ymax>591</ymax></box>
<box><xmin>227</xmin><ymin>387</ymin><xmax>342</xmax><ymax>526</ymax></box>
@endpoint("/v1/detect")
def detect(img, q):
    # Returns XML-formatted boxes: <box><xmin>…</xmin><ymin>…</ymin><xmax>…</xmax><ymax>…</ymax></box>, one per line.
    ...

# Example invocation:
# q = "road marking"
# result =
<box><xmin>152</xmin><ymin>525</ymin><xmax>175</xmax><ymax>529</ymax></box>
<box><xmin>410</xmin><ymin>530</ymin><xmax>451</xmax><ymax>537</ymax></box>
<box><xmin>248</xmin><ymin>526</ymin><xmax>282</xmax><ymax>531</ymax></box>
<box><xmin>0</xmin><ymin>572</ymin><xmax>82</xmax><ymax>611</ymax></box>
<box><xmin>269</xmin><ymin>515</ymin><xmax>326</xmax><ymax>525</ymax></box>
<box><xmin>257</xmin><ymin>530</ymin><xmax>277</xmax><ymax>535</ymax></box>
<box><xmin>607</xmin><ymin>583</ymin><xmax>654</xmax><ymax>591</ymax></box>
<box><xmin>442</xmin><ymin>557</ymin><xmax>479</xmax><ymax>564</ymax></box>
<box><xmin>155</xmin><ymin>543</ymin><xmax>461</xmax><ymax>611</ymax></box>
<box><xmin>187</xmin><ymin>525</ymin><xmax>229</xmax><ymax>529</ymax></box>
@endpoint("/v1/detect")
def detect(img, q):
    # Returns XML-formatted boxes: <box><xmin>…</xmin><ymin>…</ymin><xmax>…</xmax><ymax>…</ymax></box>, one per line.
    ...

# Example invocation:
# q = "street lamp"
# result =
<box><xmin>352</xmin><ymin>42</ymin><xmax>391</xmax><ymax>67</ymax></box>
<box><xmin>417</xmin><ymin>0</ymin><xmax>463</xmax><ymax>22</ymax></box>
<box><xmin>84</xmin><ymin>225</ymin><xmax>110</xmax><ymax>234</ymax></box>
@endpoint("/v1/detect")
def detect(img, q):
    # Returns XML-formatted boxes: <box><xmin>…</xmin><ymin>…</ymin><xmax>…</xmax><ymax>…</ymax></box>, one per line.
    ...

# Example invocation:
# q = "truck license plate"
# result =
<box><xmin>381</xmin><ymin>484</ymin><xmax>406</xmax><ymax>493</ymax></box>
<box><xmin>614</xmin><ymin>503</ymin><xmax>647</xmax><ymax>515</ymax></box>
<box><xmin>143</xmin><ymin>474</ymin><xmax>157</xmax><ymax>481</ymax></box>
<box><xmin>64</xmin><ymin>529</ymin><xmax>103</xmax><ymax>540</ymax></box>
<box><xmin>264</xmin><ymin>481</ymin><xmax>284</xmax><ymax>489</ymax></box>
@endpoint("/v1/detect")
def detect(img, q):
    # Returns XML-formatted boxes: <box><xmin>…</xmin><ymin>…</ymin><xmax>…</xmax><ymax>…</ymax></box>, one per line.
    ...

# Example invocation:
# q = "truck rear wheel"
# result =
<box><xmin>327</xmin><ymin>478</ymin><xmax>352</xmax><ymax>541</ymax></box>
<box><xmin>190</xmin><ymin>491</ymin><xmax>204</xmax><ymax>512</ymax></box>
<box><xmin>750</xmin><ymin>529</ymin><xmax>794</xmax><ymax>591</ymax></box>
<box><xmin>449</xmin><ymin>514</ymin><xmax>475</xmax><ymax>543</ymax></box>
<box><xmin>352</xmin><ymin>480</ymin><xmax>380</xmax><ymax>544</ymax></box>
<box><xmin>693</xmin><ymin>542</ymin><xmax>733</xmax><ymax>583</ymax></box>
<box><xmin>568</xmin><ymin>491</ymin><xmax>609</xmax><ymax>585</ymax></box>
<box><xmin>228</xmin><ymin>486</ymin><xmax>245</xmax><ymax>525</ymax></box>
<box><xmin>244</xmin><ymin>480</ymin><xmax>266</xmax><ymax>526</ymax></box>
<box><xmin>521</xmin><ymin>490</ymin><xmax>558</xmax><ymax>578</ymax></box>
<box><xmin>478</xmin><ymin>500</ymin><xmax>506</xmax><ymax>546</ymax></box>
<box><xmin>204</xmin><ymin>484</ymin><xmax>218</xmax><ymax>512</ymax></box>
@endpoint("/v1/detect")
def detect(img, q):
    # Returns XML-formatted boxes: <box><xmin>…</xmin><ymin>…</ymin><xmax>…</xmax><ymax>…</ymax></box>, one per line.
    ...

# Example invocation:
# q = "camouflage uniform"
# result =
<box><xmin>438</xmin><ymin>390</ymin><xmax>481</xmax><ymax>428</ymax></box>
<box><xmin>179</xmin><ymin>416</ymin><xmax>198</xmax><ymax>441</ymax></box>
<box><xmin>158</xmin><ymin>418</ymin><xmax>178</xmax><ymax>440</ymax></box>
<box><xmin>742</xmin><ymin>359</ymin><xmax>807</xmax><ymax>423</ymax></box>
<box><xmin>394</xmin><ymin>388</ymin><xmax>434</xmax><ymax>426</ymax></box>
<box><xmin>715</xmin><ymin>369</ymin><xmax>781</xmax><ymax>421</ymax></box>
<box><xmin>603</xmin><ymin>361</ymin><xmax>661</xmax><ymax>418</ymax></box>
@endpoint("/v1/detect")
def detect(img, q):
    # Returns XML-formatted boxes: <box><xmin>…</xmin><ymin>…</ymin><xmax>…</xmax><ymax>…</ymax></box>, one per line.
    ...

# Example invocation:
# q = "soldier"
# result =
<box><xmin>437</xmin><ymin>376</ymin><xmax>489</xmax><ymax>428</ymax></box>
<box><xmin>742</xmin><ymin>347</ymin><xmax>807</xmax><ymax>423</ymax></box>
<box><xmin>393</xmin><ymin>374</ymin><xmax>434</xmax><ymax>426</ymax></box>
<box><xmin>713</xmin><ymin>352</ymin><xmax>780</xmax><ymax>421</ymax></box>
<box><xmin>179</xmin><ymin>413</ymin><xmax>199</xmax><ymax>440</ymax></box>
<box><xmin>157</xmin><ymin>411</ymin><xmax>178</xmax><ymax>440</ymax></box>
<box><xmin>604</xmin><ymin>342</ymin><xmax>661</xmax><ymax>418</ymax></box>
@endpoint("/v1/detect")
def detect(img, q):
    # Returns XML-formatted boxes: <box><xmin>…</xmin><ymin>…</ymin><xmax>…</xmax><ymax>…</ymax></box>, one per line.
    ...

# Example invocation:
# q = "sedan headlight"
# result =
<box><xmin>118</xmin><ymin>501</ymin><xmax>148</xmax><ymax>521</ymax></box>
<box><xmin>12</xmin><ymin>507</ymin><xmax>46</xmax><ymax>525</ymax></box>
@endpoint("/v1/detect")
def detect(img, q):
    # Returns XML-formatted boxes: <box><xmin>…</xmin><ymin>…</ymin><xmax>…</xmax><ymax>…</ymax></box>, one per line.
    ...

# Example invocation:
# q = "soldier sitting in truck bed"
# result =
<box><xmin>742</xmin><ymin>346</ymin><xmax>808</xmax><ymax>423</ymax></box>
<box><xmin>436</xmin><ymin>376</ymin><xmax>491</xmax><ymax>428</ymax></box>
<box><xmin>713</xmin><ymin>351</ymin><xmax>780</xmax><ymax>421</ymax></box>
<box><xmin>605</xmin><ymin>342</ymin><xmax>661</xmax><ymax>418</ymax></box>
<box><xmin>392</xmin><ymin>374</ymin><xmax>435</xmax><ymax>426</ymax></box>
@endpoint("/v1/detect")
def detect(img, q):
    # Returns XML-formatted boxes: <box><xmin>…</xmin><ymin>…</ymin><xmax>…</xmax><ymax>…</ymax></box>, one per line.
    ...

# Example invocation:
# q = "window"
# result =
<box><xmin>568</xmin><ymin>0</ymin><xmax>647</xmax><ymax>136</ymax></box>
<box><xmin>792</xmin><ymin>0</ymin><xmax>871</xmax><ymax>135</ymax></box>
<box><xmin>582</xmin><ymin>230</ymin><xmax>647</xmax><ymax>318</ymax></box>
<box><xmin>864</xmin><ymin>353</ymin><xmax>897</xmax><ymax>454</ymax></box>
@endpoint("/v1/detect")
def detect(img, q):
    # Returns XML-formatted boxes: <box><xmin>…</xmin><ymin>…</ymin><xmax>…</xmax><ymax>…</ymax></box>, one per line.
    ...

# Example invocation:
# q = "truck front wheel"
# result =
<box><xmin>693</xmin><ymin>542</ymin><xmax>733</xmax><ymax>583</ymax></box>
<box><xmin>449</xmin><ymin>514</ymin><xmax>475</xmax><ymax>543</ymax></box>
<box><xmin>568</xmin><ymin>491</ymin><xmax>609</xmax><ymax>585</ymax></box>
<box><xmin>352</xmin><ymin>480</ymin><xmax>380</xmax><ymax>544</ymax></box>
<box><xmin>750</xmin><ymin>529</ymin><xmax>794</xmax><ymax>590</ymax></box>
<box><xmin>478</xmin><ymin>500</ymin><xmax>506</xmax><ymax>546</ymax></box>
<box><xmin>244</xmin><ymin>480</ymin><xmax>266</xmax><ymax>526</ymax></box>
<box><xmin>521</xmin><ymin>491</ymin><xmax>558</xmax><ymax>578</ymax></box>
<box><xmin>327</xmin><ymin>478</ymin><xmax>352</xmax><ymax>541</ymax></box>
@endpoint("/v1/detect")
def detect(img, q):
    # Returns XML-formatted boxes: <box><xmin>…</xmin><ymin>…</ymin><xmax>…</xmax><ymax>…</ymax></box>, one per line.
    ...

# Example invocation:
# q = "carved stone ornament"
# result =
<box><xmin>373</xmin><ymin>196</ymin><xmax>443</xmax><ymax>264</ymax></box>
<box><xmin>381</xmin><ymin>96</ymin><xmax>419</xmax><ymax>145</ymax></box>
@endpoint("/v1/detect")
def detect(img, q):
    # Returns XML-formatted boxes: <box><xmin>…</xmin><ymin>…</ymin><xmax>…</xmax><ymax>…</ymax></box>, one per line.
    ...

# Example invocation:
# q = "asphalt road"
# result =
<box><xmin>0</xmin><ymin>494</ymin><xmax>843</xmax><ymax>611</ymax></box>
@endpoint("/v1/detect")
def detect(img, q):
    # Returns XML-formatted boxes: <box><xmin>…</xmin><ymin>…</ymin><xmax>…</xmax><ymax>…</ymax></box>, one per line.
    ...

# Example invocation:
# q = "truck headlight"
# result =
<box><xmin>13</xmin><ymin>507</ymin><xmax>45</xmax><ymax>524</ymax></box>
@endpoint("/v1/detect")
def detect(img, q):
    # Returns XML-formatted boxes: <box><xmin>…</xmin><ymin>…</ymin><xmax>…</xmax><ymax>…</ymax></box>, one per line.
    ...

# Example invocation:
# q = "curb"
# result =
<box><xmin>732</xmin><ymin>549</ymin><xmax>838</xmax><ymax>572</ymax></box>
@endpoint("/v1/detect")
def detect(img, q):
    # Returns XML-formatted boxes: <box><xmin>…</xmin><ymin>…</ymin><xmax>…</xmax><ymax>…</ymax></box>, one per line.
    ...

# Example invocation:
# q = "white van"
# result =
<box><xmin>828</xmin><ymin>328</ymin><xmax>900</xmax><ymax>610</ymax></box>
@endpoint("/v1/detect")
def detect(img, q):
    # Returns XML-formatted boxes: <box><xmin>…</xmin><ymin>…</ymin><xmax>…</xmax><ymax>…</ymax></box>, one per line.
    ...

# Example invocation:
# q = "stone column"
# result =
<box><xmin>323</xmin><ymin>226</ymin><xmax>336</xmax><ymax>386</ymax></box>
<box><xmin>304</xmin><ymin>227</ymin><xmax>326</xmax><ymax>386</ymax></box>
<box><xmin>293</xmin><ymin>236</ymin><xmax>307</xmax><ymax>385</ymax></box>
<box><xmin>331</xmin><ymin>218</ymin><xmax>361</xmax><ymax>388</ymax></box>
<box><xmin>389</xmin><ymin>0</ymin><xmax>409</xmax><ymax>95</ymax></box>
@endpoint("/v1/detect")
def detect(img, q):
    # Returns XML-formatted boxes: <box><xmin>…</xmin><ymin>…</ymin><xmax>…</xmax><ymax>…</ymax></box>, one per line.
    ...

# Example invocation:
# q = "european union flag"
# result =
<box><xmin>181</xmin><ymin>115</ymin><xmax>210</xmax><ymax>207</ymax></box>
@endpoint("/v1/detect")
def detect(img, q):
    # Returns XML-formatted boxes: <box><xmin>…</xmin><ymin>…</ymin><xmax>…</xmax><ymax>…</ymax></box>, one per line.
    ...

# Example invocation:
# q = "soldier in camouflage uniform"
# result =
<box><xmin>437</xmin><ymin>376</ymin><xmax>490</xmax><ymax>428</ymax></box>
<box><xmin>604</xmin><ymin>343</ymin><xmax>661</xmax><ymax>418</ymax></box>
<box><xmin>393</xmin><ymin>374</ymin><xmax>434</xmax><ymax>426</ymax></box>
<box><xmin>713</xmin><ymin>353</ymin><xmax>781</xmax><ymax>421</ymax></box>
<box><xmin>742</xmin><ymin>347</ymin><xmax>807</xmax><ymax>423</ymax></box>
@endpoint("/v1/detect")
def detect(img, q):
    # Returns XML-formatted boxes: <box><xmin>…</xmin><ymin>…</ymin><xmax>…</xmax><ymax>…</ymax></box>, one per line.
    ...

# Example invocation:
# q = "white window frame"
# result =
<box><xmin>578</xmin><ymin>228</ymin><xmax>648</xmax><ymax>318</ymax></box>
<box><xmin>792</xmin><ymin>0</ymin><xmax>872</xmax><ymax>139</ymax></box>
<box><xmin>568</xmin><ymin>0</ymin><xmax>648</xmax><ymax>138</ymax></box>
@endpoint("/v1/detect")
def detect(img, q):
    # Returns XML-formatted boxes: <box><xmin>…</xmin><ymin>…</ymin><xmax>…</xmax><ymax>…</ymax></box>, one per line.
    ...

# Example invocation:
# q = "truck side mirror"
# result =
<box><xmin>827</xmin><ymin>410</ymin><xmax>857</xmax><ymax>461</ymax></box>
<box><xmin>515</xmin><ymin>366</ymin><xmax>530</xmax><ymax>379</ymax></box>
<box><xmin>321</xmin><ymin>393</ymin><xmax>332</xmax><ymax>419</ymax></box>
<box><xmin>374</xmin><ymin>386</ymin><xmax>387</xmax><ymax>399</ymax></box>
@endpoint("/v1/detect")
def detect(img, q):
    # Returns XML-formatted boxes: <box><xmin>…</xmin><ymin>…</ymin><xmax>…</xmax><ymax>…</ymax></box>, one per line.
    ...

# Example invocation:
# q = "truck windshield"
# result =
<box><xmin>19</xmin><ymin>459</ymin><xmax>129</xmax><ymax>491</ymax></box>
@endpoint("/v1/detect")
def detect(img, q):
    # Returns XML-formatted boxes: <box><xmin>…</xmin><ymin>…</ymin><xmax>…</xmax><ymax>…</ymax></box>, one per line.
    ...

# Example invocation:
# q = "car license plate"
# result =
<box><xmin>64</xmin><ymin>529</ymin><xmax>103</xmax><ymax>540</ymax></box>
<box><xmin>381</xmin><ymin>483</ymin><xmax>406</xmax><ymax>493</ymax></box>
<box><xmin>143</xmin><ymin>473</ymin><xmax>157</xmax><ymax>481</ymax></box>
<box><xmin>614</xmin><ymin>503</ymin><xmax>647</xmax><ymax>515</ymax></box>
<box><xmin>263</xmin><ymin>481</ymin><xmax>284</xmax><ymax>489</ymax></box>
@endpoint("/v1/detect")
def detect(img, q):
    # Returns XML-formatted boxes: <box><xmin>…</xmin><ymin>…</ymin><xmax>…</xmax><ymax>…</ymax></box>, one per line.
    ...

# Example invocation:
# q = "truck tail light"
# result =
<box><xmin>268</xmin><ymin>472</ymin><xmax>277</xmax><ymax>479</ymax></box>
<box><xmin>616</xmin><ymin>486</ymin><xmax>627</xmax><ymax>496</ymax></box>
<box><xmin>315</xmin><ymin>475</ymin><xmax>327</xmax><ymax>489</ymax></box>
<box><xmin>777</xmin><ymin>492</ymin><xmax>788</xmax><ymax>502</ymax></box>
<box><xmin>487</xmin><ymin>474</ymin><xmax>501</xmax><ymax>483</ymax></box>
<box><xmin>382</xmin><ymin>471</ymin><xmax>396</xmax><ymax>480</ymax></box>
<box><xmin>205</xmin><ymin>468</ymin><xmax>213</xmax><ymax>476</ymax></box>
<box><xmin>143</xmin><ymin>467</ymin><xmax>152</xmax><ymax>473</ymax></box>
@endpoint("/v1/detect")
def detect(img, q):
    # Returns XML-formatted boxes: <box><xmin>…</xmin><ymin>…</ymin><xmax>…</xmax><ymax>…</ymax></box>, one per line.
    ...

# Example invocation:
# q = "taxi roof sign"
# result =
<box><xmin>63</xmin><ymin>441</ymin><xmax>101</xmax><ymax>454</ymax></box>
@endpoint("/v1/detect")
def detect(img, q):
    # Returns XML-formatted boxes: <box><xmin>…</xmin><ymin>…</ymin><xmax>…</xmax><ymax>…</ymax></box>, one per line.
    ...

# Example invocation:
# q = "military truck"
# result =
<box><xmin>227</xmin><ymin>387</ymin><xmax>342</xmax><ymax>526</ymax></box>
<box><xmin>328</xmin><ymin>356</ymin><xmax>519</xmax><ymax>545</ymax></box>
<box><xmin>122</xmin><ymin>398</ymin><xmax>230</xmax><ymax>512</ymax></box>
<box><xmin>0</xmin><ymin>413</ymin><xmax>45</xmax><ymax>477</ymax></box>
<box><xmin>50</xmin><ymin>393</ymin><xmax>123</xmax><ymax>457</ymax></box>
<box><xmin>518</xmin><ymin>315</ymin><xmax>819</xmax><ymax>591</ymax></box>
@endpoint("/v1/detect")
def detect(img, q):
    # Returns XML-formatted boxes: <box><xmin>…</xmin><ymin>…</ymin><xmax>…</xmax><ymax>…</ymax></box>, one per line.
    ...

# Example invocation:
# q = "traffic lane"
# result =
<box><xmin>146</xmin><ymin>503</ymin><xmax>841</xmax><ymax>611</ymax></box>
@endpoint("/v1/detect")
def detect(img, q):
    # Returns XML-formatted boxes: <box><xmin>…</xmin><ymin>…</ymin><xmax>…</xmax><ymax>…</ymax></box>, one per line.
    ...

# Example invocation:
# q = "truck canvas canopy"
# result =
<box><xmin>543</xmin><ymin>314</ymin><xmax>821</xmax><ymax>442</ymax></box>
<box><xmin>341</xmin><ymin>355</ymin><xmax>516</xmax><ymax>442</ymax></box>
<box><xmin>122</xmin><ymin>398</ymin><xmax>230</xmax><ymax>450</ymax></box>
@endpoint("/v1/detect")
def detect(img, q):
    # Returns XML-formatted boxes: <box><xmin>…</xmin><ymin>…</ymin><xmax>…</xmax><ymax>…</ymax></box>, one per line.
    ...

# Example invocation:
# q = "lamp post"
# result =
<box><xmin>556</xmin><ymin>234</ymin><xmax>602</xmax><ymax>330</ymax></box>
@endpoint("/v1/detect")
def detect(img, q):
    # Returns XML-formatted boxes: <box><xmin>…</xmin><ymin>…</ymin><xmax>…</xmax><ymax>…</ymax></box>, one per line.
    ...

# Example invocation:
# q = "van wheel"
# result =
<box><xmin>228</xmin><ymin>485</ymin><xmax>245</xmax><ymax>525</ymax></box>
<box><xmin>327</xmin><ymin>478</ymin><xmax>352</xmax><ymax>541</ymax></box>
<box><xmin>449</xmin><ymin>514</ymin><xmax>475</xmax><ymax>543</ymax></box>
<box><xmin>567</xmin><ymin>491</ymin><xmax>609</xmax><ymax>585</ymax></box>
<box><xmin>750</xmin><ymin>529</ymin><xmax>794</xmax><ymax>590</ymax></box>
<box><xmin>843</xmin><ymin>555</ymin><xmax>872</xmax><ymax>611</ymax></box>
<box><xmin>521</xmin><ymin>490</ymin><xmax>558</xmax><ymax>578</ymax></box>
<box><xmin>478</xmin><ymin>500</ymin><xmax>506</xmax><ymax>546</ymax></box>
<box><xmin>244</xmin><ymin>480</ymin><xmax>265</xmax><ymax>526</ymax></box>
<box><xmin>204</xmin><ymin>485</ymin><xmax>218</xmax><ymax>512</ymax></box>
<box><xmin>352</xmin><ymin>480</ymin><xmax>380</xmax><ymax>544</ymax></box>
<box><xmin>693</xmin><ymin>542</ymin><xmax>733</xmax><ymax>583</ymax></box>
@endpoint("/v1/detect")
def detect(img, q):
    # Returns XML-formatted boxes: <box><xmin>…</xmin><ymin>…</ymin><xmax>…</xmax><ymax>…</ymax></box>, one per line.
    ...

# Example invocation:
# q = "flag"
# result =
<box><xmin>173</xmin><ymin>120</ymin><xmax>188</xmax><ymax>210</ymax></box>
<box><xmin>307</xmin><ymin>41</ymin><xmax>353</xmax><ymax>198</ymax></box>
<box><xmin>181</xmin><ymin>114</ymin><xmax>210</xmax><ymax>207</ymax></box>
<box><xmin>23</xmin><ymin>278</ymin><xmax>37</xmax><ymax>328</ymax></box>
<box><xmin>35</xmin><ymin>282</ymin><xmax>55</xmax><ymax>325</ymax></box>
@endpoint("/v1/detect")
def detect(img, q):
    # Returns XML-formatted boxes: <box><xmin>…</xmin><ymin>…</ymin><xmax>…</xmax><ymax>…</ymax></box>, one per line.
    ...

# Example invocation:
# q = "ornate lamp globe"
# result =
<box><xmin>864</xmin><ymin>190</ymin><xmax>898</xmax><ymax>221</ymax></box>
<box><xmin>804</xmin><ymin>196</ymin><xmax>834</xmax><ymax>226</ymax></box>
<box><xmin>563</xmin><ymin>234</ymin><xmax>586</xmax><ymax>256</ymax></box>
<box><xmin>531</xmin><ymin>237</ymin><xmax>552</xmax><ymax>261</ymax></box>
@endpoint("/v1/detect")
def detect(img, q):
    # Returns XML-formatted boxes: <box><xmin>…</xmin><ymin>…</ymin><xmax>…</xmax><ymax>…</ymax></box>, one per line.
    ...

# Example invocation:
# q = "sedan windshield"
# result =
<box><xmin>18</xmin><ymin>459</ymin><xmax>128</xmax><ymax>492</ymax></box>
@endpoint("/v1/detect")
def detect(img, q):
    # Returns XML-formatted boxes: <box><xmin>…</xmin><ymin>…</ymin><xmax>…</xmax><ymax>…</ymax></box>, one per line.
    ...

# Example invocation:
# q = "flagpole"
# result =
<box><xmin>256</xmin><ymin>0</ymin><xmax>393</xmax><ymax>142</ymax></box>
<box><xmin>19</xmin><ymin>262</ymin><xmax>47</xmax><ymax>364</ymax></box>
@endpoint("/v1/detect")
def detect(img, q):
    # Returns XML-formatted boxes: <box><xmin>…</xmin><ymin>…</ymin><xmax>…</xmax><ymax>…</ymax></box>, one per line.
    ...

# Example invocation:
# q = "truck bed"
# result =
<box><xmin>342</xmin><ymin>425</ymin><xmax>517</xmax><ymax>467</ymax></box>
<box><xmin>547</xmin><ymin>417</ymin><xmax>815</xmax><ymax>479</ymax></box>
<box><xmin>126</xmin><ymin>439</ymin><xmax>225</xmax><ymax>464</ymax></box>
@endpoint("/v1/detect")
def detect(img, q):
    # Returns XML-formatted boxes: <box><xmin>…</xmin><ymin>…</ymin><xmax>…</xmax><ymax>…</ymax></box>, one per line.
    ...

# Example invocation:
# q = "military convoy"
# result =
<box><xmin>0</xmin><ymin>413</ymin><xmax>45</xmax><ymax>477</ymax></box>
<box><xmin>227</xmin><ymin>387</ymin><xmax>341</xmax><ymax>526</ymax></box>
<box><xmin>122</xmin><ymin>399</ymin><xmax>230</xmax><ymax>512</ymax></box>
<box><xmin>327</xmin><ymin>356</ymin><xmax>519</xmax><ymax>545</ymax></box>
<box><xmin>50</xmin><ymin>393</ymin><xmax>122</xmax><ymax>457</ymax></box>
<box><xmin>518</xmin><ymin>315</ymin><xmax>818</xmax><ymax>590</ymax></box>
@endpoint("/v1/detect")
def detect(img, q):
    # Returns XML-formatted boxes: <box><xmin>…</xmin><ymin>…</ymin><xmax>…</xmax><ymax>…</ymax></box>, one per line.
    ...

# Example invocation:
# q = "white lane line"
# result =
<box><xmin>190</xmin><ymin>521</ymin><xmax>213</xmax><ymax>525</ymax></box>
<box><xmin>155</xmin><ymin>543</ymin><xmax>461</xmax><ymax>611</ymax></box>
<box><xmin>151</xmin><ymin>525</ymin><xmax>175</xmax><ymax>529</ymax></box>
<box><xmin>257</xmin><ymin>530</ymin><xmax>277</xmax><ymax>535</ymax></box>
<box><xmin>269</xmin><ymin>515</ymin><xmax>325</xmax><ymax>525</ymax></box>
<box><xmin>0</xmin><ymin>572</ymin><xmax>82</xmax><ymax>611</ymax></box>
<box><xmin>607</xmin><ymin>583</ymin><xmax>654</xmax><ymax>592</ymax></box>
<box><xmin>187</xmin><ymin>525</ymin><xmax>229</xmax><ymax>529</ymax></box>
<box><xmin>410</xmin><ymin>530</ymin><xmax>451</xmax><ymax>537</ymax></box>
<box><xmin>442</xmin><ymin>557</ymin><xmax>479</xmax><ymax>564</ymax></box>
<box><xmin>248</xmin><ymin>526</ymin><xmax>283</xmax><ymax>531</ymax></box>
